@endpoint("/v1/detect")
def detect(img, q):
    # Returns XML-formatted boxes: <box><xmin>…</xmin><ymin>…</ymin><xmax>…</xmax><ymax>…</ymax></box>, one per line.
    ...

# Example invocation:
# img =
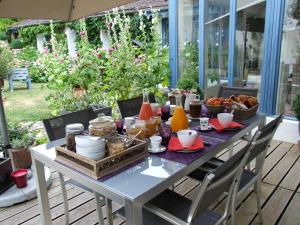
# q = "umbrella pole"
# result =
<box><xmin>0</xmin><ymin>90</ymin><xmax>10</xmax><ymax>157</ymax></box>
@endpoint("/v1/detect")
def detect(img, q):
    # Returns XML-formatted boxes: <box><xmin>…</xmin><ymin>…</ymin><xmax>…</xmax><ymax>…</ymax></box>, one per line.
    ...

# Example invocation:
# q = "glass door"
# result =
<box><xmin>234</xmin><ymin>1</ymin><xmax>266</xmax><ymax>100</ymax></box>
<box><xmin>277</xmin><ymin>0</ymin><xmax>300</xmax><ymax>117</ymax></box>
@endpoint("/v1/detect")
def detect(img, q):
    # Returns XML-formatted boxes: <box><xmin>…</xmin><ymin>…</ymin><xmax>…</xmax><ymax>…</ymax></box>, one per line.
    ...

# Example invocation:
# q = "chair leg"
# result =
<box><xmin>106</xmin><ymin>198</ymin><xmax>113</xmax><ymax>225</ymax></box>
<box><xmin>94</xmin><ymin>192</ymin><xmax>105</xmax><ymax>225</ymax></box>
<box><xmin>255</xmin><ymin>180</ymin><xmax>263</xmax><ymax>224</ymax></box>
<box><xmin>8</xmin><ymin>79</ymin><xmax>13</xmax><ymax>91</ymax></box>
<box><xmin>27</xmin><ymin>79</ymin><xmax>32</xmax><ymax>90</ymax></box>
<box><xmin>58</xmin><ymin>173</ymin><xmax>69</xmax><ymax>225</ymax></box>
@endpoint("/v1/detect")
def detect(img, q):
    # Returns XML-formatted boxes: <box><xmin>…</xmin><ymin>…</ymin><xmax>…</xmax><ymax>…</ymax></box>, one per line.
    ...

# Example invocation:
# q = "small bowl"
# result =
<box><xmin>217</xmin><ymin>113</ymin><xmax>233</xmax><ymax>128</ymax></box>
<box><xmin>177</xmin><ymin>130</ymin><xmax>198</xmax><ymax>148</ymax></box>
<box><xmin>205</xmin><ymin>104</ymin><xmax>225</xmax><ymax>116</ymax></box>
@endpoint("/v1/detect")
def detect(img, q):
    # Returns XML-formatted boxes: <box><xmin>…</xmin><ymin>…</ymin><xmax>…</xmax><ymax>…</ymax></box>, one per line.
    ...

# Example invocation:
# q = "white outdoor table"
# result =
<box><xmin>31</xmin><ymin>113</ymin><xmax>266</xmax><ymax>225</ymax></box>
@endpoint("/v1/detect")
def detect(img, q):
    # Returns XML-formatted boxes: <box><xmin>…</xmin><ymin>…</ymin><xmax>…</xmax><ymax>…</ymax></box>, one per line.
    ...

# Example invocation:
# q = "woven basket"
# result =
<box><xmin>233</xmin><ymin>104</ymin><xmax>259</xmax><ymax>120</ymax></box>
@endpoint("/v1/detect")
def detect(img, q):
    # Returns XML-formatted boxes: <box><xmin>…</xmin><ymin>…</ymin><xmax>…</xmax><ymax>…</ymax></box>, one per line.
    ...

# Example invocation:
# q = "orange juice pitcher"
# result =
<box><xmin>171</xmin><ymin>94</ymin><xmax>189</xmax><ymax>132</ymax></box>
<box><xmin>139</xmin><ymin>91</ymin><xmax>153</xmax><ymax>120</ymax></box>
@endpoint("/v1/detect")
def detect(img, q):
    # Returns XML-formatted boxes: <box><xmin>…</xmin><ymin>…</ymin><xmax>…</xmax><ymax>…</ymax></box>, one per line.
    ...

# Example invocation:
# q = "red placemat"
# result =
<box><xmin>168</xmin><ymin>136</ymin><xmax>204</xmax><ymax>151</ymax></box>
<box><xmin>209</xmin><ymin>118</ymin><xmax>243</xmax><ymax>132</ymax></box>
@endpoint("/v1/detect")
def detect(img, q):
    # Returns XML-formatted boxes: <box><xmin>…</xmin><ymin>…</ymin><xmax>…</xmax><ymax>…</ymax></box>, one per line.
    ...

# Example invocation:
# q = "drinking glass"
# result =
<box><xmin>159</xmin><ymin>126</ymin><xmax>172</xmax><ymax>147</ymax></box>
<box><xmin>115</xmin><ymin>119</ymin><xmax>124</xmax><ymax>134</ymax></box>
<box><xmin>161</xmin><ymin>105</ymin><xmax>170</xmax><ymax>121</ymax></box>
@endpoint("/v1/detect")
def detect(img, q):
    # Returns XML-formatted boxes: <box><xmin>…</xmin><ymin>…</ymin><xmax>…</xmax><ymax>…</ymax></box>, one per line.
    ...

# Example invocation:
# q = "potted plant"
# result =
<box><xmin>0</xmin><ymin>45</ymin><xmax>13</xmax><ymax>87</ymax></box>
<box><xmin>292</xmin><ymin>93</ymin><xmax>300</xmax><ymax>147</ymax></box>
<box><xmin>6</xmin><ymin>123</ymin><xmax>34</xmax><ymax>170</ymax></box>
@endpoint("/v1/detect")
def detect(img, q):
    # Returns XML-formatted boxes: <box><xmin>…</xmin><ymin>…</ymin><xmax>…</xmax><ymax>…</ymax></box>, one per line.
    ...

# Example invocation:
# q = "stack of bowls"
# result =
<box><xmin>75</xmin><ymin>135</ymin><xmax>106</xmax><ymax>161</ymax></box>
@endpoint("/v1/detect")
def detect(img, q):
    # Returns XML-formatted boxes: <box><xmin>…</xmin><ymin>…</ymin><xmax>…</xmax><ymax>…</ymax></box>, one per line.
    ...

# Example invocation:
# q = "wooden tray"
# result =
<box><xmin>55</xmin><ymin>138</ymin><xmax>149</xmax><ymax>179</ymax></box>
<box><xmin>233</xmin><ymin>104</ymin><xmax>259</xmax><ymax>120</ymax></box>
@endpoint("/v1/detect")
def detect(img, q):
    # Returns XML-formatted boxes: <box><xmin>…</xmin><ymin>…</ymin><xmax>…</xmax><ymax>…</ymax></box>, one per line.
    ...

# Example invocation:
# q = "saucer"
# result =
<box><xmin>148</xmin><ymin>146</ymin><xmax>166</xmax><ymax>154</ymax></box>
<box><xmin>196</xmin><ymin>125</ymin><xmax>213</xmax><ymax>132</ymax></box>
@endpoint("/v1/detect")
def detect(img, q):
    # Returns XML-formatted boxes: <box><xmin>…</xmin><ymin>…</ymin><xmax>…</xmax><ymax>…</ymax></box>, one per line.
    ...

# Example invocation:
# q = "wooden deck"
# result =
<box><xmin>1</xmin><ymin>140</ymin><xmax>299</xmax><ymax>225</ymax></box>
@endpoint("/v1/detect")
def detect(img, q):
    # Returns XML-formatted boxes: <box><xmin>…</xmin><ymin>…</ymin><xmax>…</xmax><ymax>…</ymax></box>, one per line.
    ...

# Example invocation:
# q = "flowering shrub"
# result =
<box><xmin>38</xmin><ymin>10</ymin><xmax>170</xmax><ymax>117</ymax></box>
<box><xmin>0</xmin><ymin>45</ymin><xmax>13</xmax><ymax>78</ymax></box>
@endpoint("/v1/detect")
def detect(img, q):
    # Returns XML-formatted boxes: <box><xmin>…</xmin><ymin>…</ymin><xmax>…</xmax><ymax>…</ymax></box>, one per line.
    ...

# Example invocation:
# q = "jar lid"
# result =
<box><xmin>89</xmin><ymin>114</ymin><xmax>114</xmax><ymax>128</ymax></box>
<box><xmin>191</xmin><ymin>99</ymin><xmax>200</xmax><ymax>104</ymax></box>
<box><xmin>65</xmin><ymin>123</ymin><xmax>84</xmax><ymax>133</ymax></box>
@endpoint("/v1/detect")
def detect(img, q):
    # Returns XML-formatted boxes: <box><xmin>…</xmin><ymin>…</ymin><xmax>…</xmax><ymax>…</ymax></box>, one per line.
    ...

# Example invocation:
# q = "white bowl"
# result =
<box><xmin>217</xmin><ymin>113</ymin><xmax>233</xmax><ymax>128</ymax></box>
<box><xmin>76</xmin><ymin>148</ymin><xmax>106</xmax><ymax>161</ymax></box>
<box><xmin>76</xmin><ymin>144</ymin><xmax>105</xmax><ymax>153</ymax></box>
<box><xmin>177</xmin><ymin>130</ymin><xmax>198</xmax><ymax>148</ymax></box>
<box><xmin>75</xmin><ymin>135</ymin><xmax>104</xmax><ymax>148</ymax></box>
<box><xmin>150</xmin><ymin>103</ymin><xmax>160</xmax><ymax>115</ymax></box>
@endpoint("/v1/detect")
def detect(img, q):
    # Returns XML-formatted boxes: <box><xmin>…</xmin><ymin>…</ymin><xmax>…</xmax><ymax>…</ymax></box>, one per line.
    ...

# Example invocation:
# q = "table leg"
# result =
<box><xmin>32</xmin><ymin>157</ymin><xmax>52</xmax><ymax>225</ymax></box>
<box><xmin>125</xmin><ymin>199</ymin><xmax>143</xmax><ymax>225</ymax></box>
<box><xmin>106</xmin><ymin>198</ymin><xmax>113</xmax><ymax>225</ymax></box>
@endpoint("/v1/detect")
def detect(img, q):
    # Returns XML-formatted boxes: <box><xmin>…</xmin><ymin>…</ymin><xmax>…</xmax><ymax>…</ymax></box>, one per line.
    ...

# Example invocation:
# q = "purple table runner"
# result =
<box><xmin>189</xmin><ymin>120</ymin><xmax>249</xmax><ymax>140</ymax></box>
<box><xmin>156</xmin><ymin>136</ymin><xmax>223</xmax><ymax>165</ymax></box>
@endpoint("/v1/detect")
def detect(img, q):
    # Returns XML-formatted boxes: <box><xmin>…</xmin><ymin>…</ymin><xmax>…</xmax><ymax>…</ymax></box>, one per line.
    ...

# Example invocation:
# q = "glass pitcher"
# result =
<box><xmin>171</xmin><ymin>94</ymin><xmax>189</xmax><ymax>132</ymax></box>
<box><xmin>139</xmin><ymin>90</ymin><xmax>153</xmax><ymax>120</ymax></box>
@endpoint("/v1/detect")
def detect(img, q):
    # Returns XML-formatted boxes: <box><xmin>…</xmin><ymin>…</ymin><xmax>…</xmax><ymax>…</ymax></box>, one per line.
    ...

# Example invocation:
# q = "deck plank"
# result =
<box><xmin>278</xmin><ymin>192</ymin><xmax>300</xmax><ymax>225</ymax></box>
<box><xmin>0</xmin><ymin>181</ymin><xmax>73</xmax><ymax>222</ymax></box>
<box><xmin>251</xmin><ymin>187</ymin><xmax>294</xmax><ymax>225</ymax></box>
<box><xmin>1</xmin><ymin>140</ymin><xmax>298</xmax><ymax>225</ymax></box>
<box><xmin>3</xmin><ymin>186</ymin><xmax>83</xmax><ymax>224</ymax></box>
<box><xmin>263</xmin><ymin>144</ymin><xmax>299</xmax><ymax>186</ymax></box>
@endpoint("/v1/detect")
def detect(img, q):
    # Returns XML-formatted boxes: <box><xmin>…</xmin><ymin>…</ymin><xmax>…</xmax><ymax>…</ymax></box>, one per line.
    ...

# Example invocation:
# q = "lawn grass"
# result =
<box><xmin>3</xmin><ymin>81</ymin><xmax>52</xmax><ymax>123</ymax></box>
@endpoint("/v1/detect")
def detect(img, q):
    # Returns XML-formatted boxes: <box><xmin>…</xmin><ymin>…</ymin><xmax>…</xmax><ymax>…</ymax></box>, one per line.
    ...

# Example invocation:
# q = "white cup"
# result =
<box><xmin>150</xmin><ymin>136</ymin><xmax>162</xmax><ymax>152</ymax></box>
<box><xmin>200</xmin><ymin>117</ymin><xmax>209</xmax><ymax>130</ymax></box>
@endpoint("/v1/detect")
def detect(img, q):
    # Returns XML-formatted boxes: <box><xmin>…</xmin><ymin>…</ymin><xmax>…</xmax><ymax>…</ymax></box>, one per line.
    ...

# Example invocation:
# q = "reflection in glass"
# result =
<box><xmin>205</xmin><ymin>0</ymin><xmax>230</xmax><ymax>87</ymax></box>
<box><xmin>178</xmin><ymin>0</ymin><xmax>199</xmax><ymax>88</ymax></box>
<box><xmin>232</xmin><ymin>1</ymin><xmax>266</xmax><ymax>102</ymax></box>
<box><xmin>277</xmin><ymin>0</ymin><xmax>300</xmax><ymax>117</ymax></box>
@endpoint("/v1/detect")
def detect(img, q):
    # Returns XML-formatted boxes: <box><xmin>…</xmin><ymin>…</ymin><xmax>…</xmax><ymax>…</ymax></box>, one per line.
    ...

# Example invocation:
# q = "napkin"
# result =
<box><xmin>209</xmin><ymin>118</ymin><xmax>243</xmax><ymax>132</ymax></box>
<box><xmin>168</xmin><ymin>136</ymin><xmax>204</xmax><ymax>151</ymax></box>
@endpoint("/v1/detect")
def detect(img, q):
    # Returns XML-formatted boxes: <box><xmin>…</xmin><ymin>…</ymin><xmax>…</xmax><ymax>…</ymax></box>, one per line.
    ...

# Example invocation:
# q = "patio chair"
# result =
<box><xmin>42</xmin><ymin>108</ymin><xmax>96</xmax><ymax>141</ymax></box>
<box><xmin>117</xmin><ymin>93</ymin><xmax>156</xmax><ymax>118</ymax></box>
<box><xmin>218</xmin><ymin>86</ymin><xmax>258</xmax><ymax>98</ymax></box>
<box><xmin>42</xmin><ymin>107</ymin><xmax>113</xmax><ymax>225</ymax></box>
<box><xmin>8</xmin><ymin>68</ymin><xmax>32</xmax><ymax>91</ymax></box>
<box><xmin>188</xmin><ymin>114</ymin><xmax>283</xmax><ymax>224</ymax></box>
<box><xmin>115</xmin><ymin>136</ymin><xmax>254</xmax><ymax>225</ymax></box>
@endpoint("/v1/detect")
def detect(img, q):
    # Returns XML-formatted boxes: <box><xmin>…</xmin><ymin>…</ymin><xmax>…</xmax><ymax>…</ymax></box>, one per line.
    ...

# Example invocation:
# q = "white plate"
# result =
<box><xmin>148</xmin><ymin>146</ymin><xmax>166</xmax><ymax>154</ymax></box>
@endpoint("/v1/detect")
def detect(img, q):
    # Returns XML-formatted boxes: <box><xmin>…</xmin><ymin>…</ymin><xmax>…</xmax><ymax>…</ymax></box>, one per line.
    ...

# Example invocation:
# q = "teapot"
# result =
<box><xmin>184</xmin><ymin>93</ymin><xmax>199</xmax><ymax>111</ymax></box>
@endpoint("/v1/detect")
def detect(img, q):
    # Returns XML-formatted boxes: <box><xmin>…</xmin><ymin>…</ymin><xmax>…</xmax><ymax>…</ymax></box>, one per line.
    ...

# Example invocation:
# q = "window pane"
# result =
<box><xmin>276</xmin><ymin>0</ymin><xmax>300</xmax><ymax>117</ymax></box>
<box><xmin>178</xmin><ymin>0</ymin><xmax>199</xmax><ymax>86</ymax></box>
<box><xmin>205</xmin><ymin>0</ymin><xmax>230</xmax><ymax>87</ymax></box>
<box><xmin>234</xmin><ymin>1</ymin><xmax>266</xmax><ymax>101</ymax></box>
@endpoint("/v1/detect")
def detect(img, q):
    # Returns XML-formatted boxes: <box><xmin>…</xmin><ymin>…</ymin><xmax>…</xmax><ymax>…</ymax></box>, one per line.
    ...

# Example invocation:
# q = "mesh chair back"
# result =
<box><xmin>43</xmin><ymin>108</ymin><xmax>97</xmax><ymax>141</ymax></box>
<box><xmin>187</xmin><ymin>115</ymin><xmax>282</xmax><ymax>223</ymax></box>
<box><xmin>247</xmin><ymin>114</ymin><xmax>283</xmax><ymax>163</ymax></box>
<box><xmin>218</xmin><ymin>86</ymin><xmax>258</xmax><ymax>98</ymax></box>
<box><xmin>188</xmin><ymin>143</ymin><xmax>250</xmax><ymax>222</ymax></box>
<box><xmin>117</xmin><ymin>93</ymin><xmax>156</xmax><ymax>118</ymax></box>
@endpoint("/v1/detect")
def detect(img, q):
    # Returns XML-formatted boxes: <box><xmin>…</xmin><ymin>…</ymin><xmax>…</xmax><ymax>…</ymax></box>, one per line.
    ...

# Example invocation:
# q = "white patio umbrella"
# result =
<box><xmin>0</xmin><ymin>0</ymin><xmax>136</xmax><ymax>156</ymax></box>
<box><xmin>0</xmin><ymin>0</ymin><xmax>135</xmax><ymax>21</ymax></box>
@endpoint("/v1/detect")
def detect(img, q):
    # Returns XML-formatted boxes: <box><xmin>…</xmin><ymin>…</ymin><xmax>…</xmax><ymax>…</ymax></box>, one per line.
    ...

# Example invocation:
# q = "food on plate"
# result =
<box><xmin>206</xmin><ymin>95</ymin><xmax>258</xmax><ymax>111</ymax></box>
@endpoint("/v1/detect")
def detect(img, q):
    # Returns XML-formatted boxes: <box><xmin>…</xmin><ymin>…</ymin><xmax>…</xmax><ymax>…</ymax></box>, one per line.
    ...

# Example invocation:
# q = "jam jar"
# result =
<box><xmin>65</xmin><ymin>123</ymin><xmax>84</xmax><ymax>152</ymax></box>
